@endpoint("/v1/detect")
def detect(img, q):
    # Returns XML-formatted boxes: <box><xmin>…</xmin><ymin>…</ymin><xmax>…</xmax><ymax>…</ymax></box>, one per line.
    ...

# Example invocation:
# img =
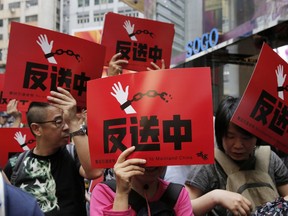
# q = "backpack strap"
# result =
<box><xmin>159</xmin><ymin>182</ymin><xmax>183</xmax><ymax>208</ymax></box>
<box><xmin>215</xmin><ymin>148</ymin><xmax>239</xmax><ymax>174</ymax></box>
<box><xmin>254</xmin><ymin>146</ymin><xmax>270</xmax><ymax>172</ymax></box>
<box><xmin>10</xmin><ymin>150</ymin><xmax>30</xmax><ymax>185</ymax></box>
<box><xmin>215</xmin><ymin>146</ymin><xmax>271</xmax><ymax>175</ymax></box>
<box><xmin>103</xmin><ymin>179</ymin><xmax>146</xmax><ymax>212</ymax></box>
<box><xmin>103</xmin><ymin>180</ymin><xmax>182</xmax><ymax>212</ymax></box>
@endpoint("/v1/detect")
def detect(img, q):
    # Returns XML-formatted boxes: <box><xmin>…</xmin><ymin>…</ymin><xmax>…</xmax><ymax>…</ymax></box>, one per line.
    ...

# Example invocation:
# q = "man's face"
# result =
<box><xmin>36</xmin><ymin>106</ymin><xmax>70</xmax><ymax>147</ymax></box>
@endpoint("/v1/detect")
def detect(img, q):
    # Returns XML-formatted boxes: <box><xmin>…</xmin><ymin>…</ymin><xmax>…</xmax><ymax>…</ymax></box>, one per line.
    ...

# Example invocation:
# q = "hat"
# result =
<box><xmin>0</xmin><ymin>112</ymin><xmax>9</xmax><ymax>118</ymax></box>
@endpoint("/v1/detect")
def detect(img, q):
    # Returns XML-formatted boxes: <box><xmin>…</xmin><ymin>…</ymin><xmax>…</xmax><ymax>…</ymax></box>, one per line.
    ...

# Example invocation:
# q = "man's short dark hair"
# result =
<box><xmin>26</xmin><ymin>102</ymin><xmax>51</xmax><ymax>135</ymax></box>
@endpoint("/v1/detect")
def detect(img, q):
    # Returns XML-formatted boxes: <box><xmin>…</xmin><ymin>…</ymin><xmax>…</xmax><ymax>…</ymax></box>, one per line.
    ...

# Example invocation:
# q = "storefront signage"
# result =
<box><xmin>186</xmin><ymin>28</ymin><xmax>219</xmax><ymax>58</ymax></box>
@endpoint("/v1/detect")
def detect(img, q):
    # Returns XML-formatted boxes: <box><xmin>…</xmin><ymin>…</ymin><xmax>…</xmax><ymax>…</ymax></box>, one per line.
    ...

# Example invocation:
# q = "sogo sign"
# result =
<box><xmin>186</xmin><ymin>28</ymin><xmax>219</xmax><ymax>58</ymax></box>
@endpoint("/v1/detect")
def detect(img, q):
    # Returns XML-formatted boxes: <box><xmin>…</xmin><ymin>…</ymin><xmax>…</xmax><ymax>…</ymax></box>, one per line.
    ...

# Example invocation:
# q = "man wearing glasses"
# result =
<box><xmin>3</xmin><ymin>87</ymin><xmax>103</xmax><ymax>216</ymax></box>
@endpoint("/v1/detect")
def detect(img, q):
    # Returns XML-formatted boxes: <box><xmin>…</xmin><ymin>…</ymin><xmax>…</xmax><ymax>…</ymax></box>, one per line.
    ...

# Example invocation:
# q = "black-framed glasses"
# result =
<box><xmin>35</xmin><ymin>118</ymin><xmax>65</xmax><ymax>128</ymax></box>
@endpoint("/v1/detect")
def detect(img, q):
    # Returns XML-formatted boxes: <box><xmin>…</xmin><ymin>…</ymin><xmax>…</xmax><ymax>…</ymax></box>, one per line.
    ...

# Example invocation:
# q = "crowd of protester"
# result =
<box><xmin>1</xmin><ymin>53</ymin><xmax>288</xmax><ymax>216</ymax></box>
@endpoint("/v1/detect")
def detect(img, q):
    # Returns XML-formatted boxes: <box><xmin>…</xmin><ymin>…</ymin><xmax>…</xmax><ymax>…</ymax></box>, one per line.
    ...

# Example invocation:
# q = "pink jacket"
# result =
<box><xmin>90</xmin><ymin>178</ymin><xmax>194</xmax><ymax>216</ymax></box>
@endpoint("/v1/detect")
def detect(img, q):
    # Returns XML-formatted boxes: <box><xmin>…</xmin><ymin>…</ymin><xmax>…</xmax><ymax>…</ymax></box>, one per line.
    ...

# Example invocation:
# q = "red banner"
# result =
<box><xmin>101</xmin><ymin>12</ymin><xmax>174</xmax><ymax>72</ymax></box>
<box><xmin>231</xmin><ymin>43</ymin><xmax>288</xmax><ymax>153</ymax></box>
<box><xmin>0</xmin><ymin>128</ymin><xmax>36</xmax><ymax>168</ymax></box>
<box><xmin>87</xmin><ymin>68</ymin><xmax>214</xmax><ymax>168</ymax></box>
<box><xmin>3</xmin><ymin>22</ymin><xmax>106</xmax><ymax>108</ymax></box>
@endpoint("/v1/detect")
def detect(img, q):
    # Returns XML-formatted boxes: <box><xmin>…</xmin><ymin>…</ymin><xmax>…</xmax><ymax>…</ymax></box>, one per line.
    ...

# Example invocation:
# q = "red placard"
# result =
<box><xmin>0</xmin><ymin>74</ymin><xmax>3</xmax><ymax>90</ymax></box>
<box><xmin>0</xmin><ymin>128</ymin><xmax>36</xmax><ymax>168</ymax></box>
<box><xmin>0</xmin><ymin>74</ymin><xmax>30</xmax><ymax>113</ymax></box>
<box><xmin>87</xmin><ymin>68</ymin><xmax>214</xmax><ymax>168</ymax></box>
<box><xmin>101</xmin><ymin>12</ymin><xmax>174</xmax><ymax>72</ymax></box>
<box><xmin>231</xmin><ymin>43</ymin><xmax>288</xmax><ymax>153</ymax></box>
<box><xmin>3</xmin><ymin>22</ymin><xmax>106</xmax><ymax>108</ymax></box>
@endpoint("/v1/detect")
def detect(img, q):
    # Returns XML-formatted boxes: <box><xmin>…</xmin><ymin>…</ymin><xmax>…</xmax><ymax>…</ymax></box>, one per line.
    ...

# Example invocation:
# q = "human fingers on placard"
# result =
<box><xmin>159</xmin><ymin>59</ymin><xmax>165</xmax><ymax>69</ymax></box>
<box><xmin>48</xmin><ymin>87</ymin><xmax>75</xmax><ymax>105</ymax></box>
<box><xmin>108</xmin><ymin>53</ymin><xmax>128</xmax><ymax>76</ymax></box>
<box><xmin>147</xmin><ymin>59</ymin><xmax>165</xmax><ymax>71</ymax></box>
<box><xmin>114</xmin><ymin>146</ymin><xmax>146</xmax><ymax>193</ymax></box>
<box><xmin>116</xmin><ymin>146</ymin><xmax>136</xmax><ymax>163</ymax></box>
<box><xmin>115</xmin><ymin>59</ymin><xmax>128</xmax><ymax>68</ymax></box>
<box><xmin>6</xmin><ymin>99</ymin><xmax>13</xmax><ymax>113</ymax></box>
<box><xmin>110</xmin><ymin>52</ymin><xmax>122</xmax><ymax>63</ymax></box>
<box><xmin>114</xmin><ymin>146</ymin><xmax>146</xmax><ymax>175</ymax></box>
<box><xmin>7</xmin><ymin>99</ymin><xmax>18</xmax><ymax>114</ymax></box>
<box><xmin>108</xmin><ymin>53</ymin><xmax>122</xmax><ymax>70</ymax></box>
<box><xmin>114</xmin><ymin>158</ymin><xmax>146</xmax><ymax>174</ymax></box>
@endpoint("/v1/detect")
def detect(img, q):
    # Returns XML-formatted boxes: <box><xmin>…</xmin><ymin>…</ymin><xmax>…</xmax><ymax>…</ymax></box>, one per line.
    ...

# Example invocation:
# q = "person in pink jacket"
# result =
<box><xmin>90</xmin><ymin>146</ymin><xmax>194</xmax><ymax>215</ymax></box>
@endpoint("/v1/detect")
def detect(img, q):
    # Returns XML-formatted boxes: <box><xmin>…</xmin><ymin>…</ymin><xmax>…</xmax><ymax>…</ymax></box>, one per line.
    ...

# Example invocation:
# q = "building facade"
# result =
<box><xmin>66</xmin><ymin>0</ymin><xmax>143</xmax><ymax>43</ymax></box>
<box><xmin>177</xmin><ymin>0</ymin><xmax>288</xmax><ymax>110</ymax></box>
<box><xmin>0</xmin><ymin>0</ymin><xmax>61</xmax><ymax>72</ymax></box>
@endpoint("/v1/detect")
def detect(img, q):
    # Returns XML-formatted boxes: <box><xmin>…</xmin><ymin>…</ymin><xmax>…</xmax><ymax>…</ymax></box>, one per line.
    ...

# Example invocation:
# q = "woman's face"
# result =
<box><xmin>222</xmin><ymin>123</ymin><xmax>257</xmax><ymax>161</ymax></box>
<box><xmin>134</xmin><ymin>166</ymin><xmax>166</xmax><ymax>185</ymax></box>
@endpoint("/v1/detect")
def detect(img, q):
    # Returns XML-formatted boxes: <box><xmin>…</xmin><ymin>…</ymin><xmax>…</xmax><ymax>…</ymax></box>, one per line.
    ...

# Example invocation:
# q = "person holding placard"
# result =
<box><xmin>4</xmin><ymin>87</ymin><xmax>103</xmax><ymax>216</ymax></box>
<box><xmin>89</xmin><ymin>146</ymin><xmax>194</xmax><ymax>215</ymax></box>
<box><xmin>185</xmin><ymin>96</ymin><xmax>288</xmax><ymax>216</ymax></box>
<box><xmin>107</xmin><ymin>52</ymin><xmax>165</xmax><ymax>76</ymax></box>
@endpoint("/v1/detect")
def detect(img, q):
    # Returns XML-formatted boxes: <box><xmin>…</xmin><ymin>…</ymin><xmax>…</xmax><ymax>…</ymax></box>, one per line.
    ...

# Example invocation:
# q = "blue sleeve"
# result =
<box><xmin>5</xmin><ymin>183</ymin><xmax>44</xmax><ymax>216</ymax></box>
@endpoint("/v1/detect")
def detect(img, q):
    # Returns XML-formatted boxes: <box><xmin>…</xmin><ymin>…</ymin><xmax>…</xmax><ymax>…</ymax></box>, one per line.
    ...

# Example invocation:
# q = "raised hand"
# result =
<box><xmin>147</xmin><ymin>59</ymin><xmax>166</xmax><ymax>71</ymax></box>
<box><xmin>108</xmin><ymin>53</ymin><xmax>128</xmax><ymax>76</ymax></box>
<box><xmin>113</xmin><ymin>146</ymin><xmax>146</xmax><ymax>195</ymax></box>
<box><xmin>47</xmin><ymin>87</ymin><xmax>77</xmax><ymax>125</ymax></box>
